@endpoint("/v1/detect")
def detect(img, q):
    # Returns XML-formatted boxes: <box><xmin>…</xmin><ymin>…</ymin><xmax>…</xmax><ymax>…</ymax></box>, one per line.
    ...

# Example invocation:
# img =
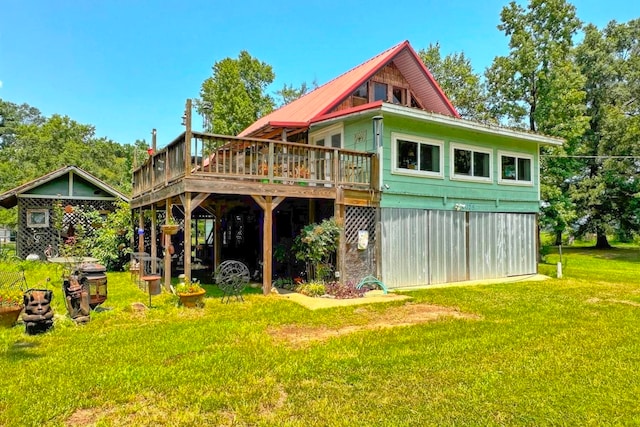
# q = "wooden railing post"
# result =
<box><xmin>268</xmin><ymin>141</ymin><xmax>275</xmax><ymax>182</ymax></box>
<box><xmin>333</xmin><ymin>149</ymin><xmax>340</xmax><ymax>186</ymax></box>
<box><xmin>184</xmin><ymin>99</ymin><xmax>192</xmax><ymax>178</ymax></box>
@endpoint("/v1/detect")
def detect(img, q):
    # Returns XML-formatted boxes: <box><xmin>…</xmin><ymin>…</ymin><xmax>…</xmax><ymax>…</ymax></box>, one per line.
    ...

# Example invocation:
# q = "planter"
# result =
<box><xmin>161</xmin><ymin>224</ymin><xmax>179</xmax><ymax>235</ymax></box>
<box><xmin>178</xmin><ymin>289</ymin><xmax>206</xmax><ymax>308</ymax></box>
<box><xmin>0</xmin><ymin>305</ymin><xmax>23</xmax><ymax>327</ymax></box>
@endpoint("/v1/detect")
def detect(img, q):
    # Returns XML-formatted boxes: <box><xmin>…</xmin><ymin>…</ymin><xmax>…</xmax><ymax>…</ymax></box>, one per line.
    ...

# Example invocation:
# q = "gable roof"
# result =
<box><xmin>0</xmin><ymin>166</ymin><xmax>130</xmax><ymax>209</ymax></box>
<box><xmin>239</xmin><ymin>40</ymin><xmax>459</xmax><ymax>138</ymax></box>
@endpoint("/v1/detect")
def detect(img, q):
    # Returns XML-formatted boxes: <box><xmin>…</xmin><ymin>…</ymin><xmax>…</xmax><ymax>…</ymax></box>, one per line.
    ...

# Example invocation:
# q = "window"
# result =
<box><xmin>499</xmin><ymin>151</ymin><xmax>533</xmax><ymax>184</ymax></box>
<box><xmin>392</xmin><ymin>87</ymin><xmax>404</xmax><ymax>104</ymax></box>
<box><xmin>354</xmin><ymin>82</ymin><xmax>368</xmax><ymax>99</ymax></box>
<box><xmin>353</xmin><ymin>82</ymin><xmax>368</xmax><ymax>106</ymax></box>
<box><xmin>27</xmin><ymin>209</ymin><xmax>49</xmax><ymax>228</ymax></box>
<box><xmin>451</xmin><ymin>143</ymin><xmax>492</xmax><ymax>181</ymax></box>
<box><xmin>392</xmin><ymin>133</ymin><xmax>443</xmax><ymax>177</ymax></box>
<box><xmin>374</xmin><ymin>82</ymin><xmax>387</xmax><ymax>101</ymax></box>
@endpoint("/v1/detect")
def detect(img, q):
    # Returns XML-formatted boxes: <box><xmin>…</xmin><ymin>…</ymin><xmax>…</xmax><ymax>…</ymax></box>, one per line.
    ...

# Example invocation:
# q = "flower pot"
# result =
<box><xmin>178</xmin><ymin>289</ymin><xmax>206</xmax><ymax>308</ymax></box>
<box><xmin>161</xmin><ymin>224</ymin><xmax>179</xmax><ymax>235</ymax></box>
<box><xmin>0</xmin><ymin>305</ymin><xmax>24</xmax><ymax>327</ymax></box>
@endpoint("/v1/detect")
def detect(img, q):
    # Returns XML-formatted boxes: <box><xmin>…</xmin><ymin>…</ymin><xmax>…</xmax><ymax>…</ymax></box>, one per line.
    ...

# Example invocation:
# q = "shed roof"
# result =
<box><xmin>239</xmin><ymin>40</ymin><xmax>459</xmax><ymax>138</ymax></box>
<box><xmin>0</xmin><ymin>166</ymin><xmax>130</xmax><ymax>209</ymax></box>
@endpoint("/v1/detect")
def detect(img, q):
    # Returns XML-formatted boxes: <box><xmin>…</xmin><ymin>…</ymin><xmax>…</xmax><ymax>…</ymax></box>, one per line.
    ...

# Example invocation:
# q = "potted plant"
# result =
<box><xmin>175</xmin><ymin>276</ymin><xmax>205</xmax><ymax>307</ymax></box>
<box><xmin>0</xmin><ymin>288</ymin><xmax>24</xmax><ymax>327</ymax></box>
<box><xmin>161</xmin><ymin>216</ymin><xmax>180</xmax><ymax>235</ymax></box>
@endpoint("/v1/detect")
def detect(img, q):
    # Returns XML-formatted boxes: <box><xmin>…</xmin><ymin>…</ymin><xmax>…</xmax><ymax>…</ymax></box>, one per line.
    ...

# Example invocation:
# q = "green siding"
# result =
<box><xmin>26</xmin><ymin>176</ymin><xmax>70</xmax><ymax>196</ymax></box>
<box><xmin>23</xmin><ymin>172</ymin><xmax>114</xmax><ymax>199</ymax></box>
<box><xmin>342</xmin><ymin>113</ymin><xmax>542</xmax><ymax>214</ymax></box>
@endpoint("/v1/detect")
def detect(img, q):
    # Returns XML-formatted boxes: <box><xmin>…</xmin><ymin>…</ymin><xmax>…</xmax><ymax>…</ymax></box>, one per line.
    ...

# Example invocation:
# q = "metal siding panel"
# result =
<box><xmin>381</xmin><ymin>208</ymin><xmax>429</xmax><ymax>288</ymax></box>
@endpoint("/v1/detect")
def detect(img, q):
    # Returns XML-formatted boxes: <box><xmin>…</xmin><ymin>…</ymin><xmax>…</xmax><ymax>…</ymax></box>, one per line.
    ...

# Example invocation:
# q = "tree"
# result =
<box><xmin>571</xmin><ymin>19</ymin><xmax>640</xmax><ymax>247</ymax></box>
<box><xmin>485</xmin><ymin>0</ymin><xmax>589</xmax><ymax>245</ymax></box>
<box><xmin>198</xmin><ymin>51</ymin><xmax>275</xmax><ymax>135</ymax></box>
<box><xmin>417</xmin><ymin>43</ymin><xmax>491</xmax><ymax>122</ymax></box>
<box><xmin>275</xmin><ymin>82</ymin><xmax>310</xmax><ymax>108</ymax></box>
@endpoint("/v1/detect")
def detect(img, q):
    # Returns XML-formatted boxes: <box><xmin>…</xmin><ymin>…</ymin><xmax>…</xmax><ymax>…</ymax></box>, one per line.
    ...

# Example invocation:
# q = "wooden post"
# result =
<box><xmin>151</xmin><ymin>129</ymin><xmax>157</xmax><ymax>189</ymax></box>
<box><xmin>334</xmin><ymin>189</ymin><xmax>346</xmax><ymax>284</ymax></box>
<box><xmin>164</xmin><ymin>200</ymin><xmax>172</xmax><ymax>290</ymax></box>
<box><xmin>215</xmin><ymin>203</ymin><xmax>222</xmax><ymax>269</ymax></box>
<box><xmin>137</xmin><ymin>208</ymin><xmax>144</xmax><ymax>254</ymax></box>
<box><xmin>263</xmin><ymin>196</ymin><xmax>273</xmax><ymax>294</ymax></box>
<box><xmin>151</xmin><ymin>204</ymin><xmax>157</xmax><ymax>265</ymax></box>
<box><xmin>251</xmin><ymin>195</ymin><xmax>284</xmax><ymax>295</ymax></box>
<box><xmin>184</xmin><ymin>99</ymin><xmax>192</xmax><ymax>178</ymax></box>
<box><xmin>184</xmin><ymin>192</ymin><xmax>192</xmax><ymax>281</ymax></box>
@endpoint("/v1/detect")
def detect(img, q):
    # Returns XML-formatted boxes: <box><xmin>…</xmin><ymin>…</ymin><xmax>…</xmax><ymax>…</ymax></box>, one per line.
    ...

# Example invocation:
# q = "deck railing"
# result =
<box><xmin>132</xmin><ymin>132</ymin><xmax>376</xmax><ymax>197</ymax></box>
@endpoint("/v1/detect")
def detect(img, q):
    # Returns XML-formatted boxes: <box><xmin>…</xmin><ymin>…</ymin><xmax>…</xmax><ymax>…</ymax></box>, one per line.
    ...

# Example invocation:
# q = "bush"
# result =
<box><xmin>324</xmin><ymin>280</ymin><xmax>367</xmax><ymax>299</ymax></box>
<box><xmin>296</xmin><ymin>281</ymin><xmax>326</xmax><ymax>297</ymax></box>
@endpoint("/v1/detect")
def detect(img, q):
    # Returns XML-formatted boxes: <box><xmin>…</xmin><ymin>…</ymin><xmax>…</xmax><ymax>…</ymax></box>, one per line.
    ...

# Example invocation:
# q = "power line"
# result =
<box><xmin>541</xmin><ymin>155</ymin><xmax>640</xmax><ymax>159</ymax></box>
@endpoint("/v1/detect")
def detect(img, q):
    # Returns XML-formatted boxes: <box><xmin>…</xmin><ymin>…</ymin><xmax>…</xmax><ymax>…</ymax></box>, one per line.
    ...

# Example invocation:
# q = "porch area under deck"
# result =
<box><xmin>130</xmin><ymin>130</ymin><xmax>380</xmax><ymax>295</ymax></box>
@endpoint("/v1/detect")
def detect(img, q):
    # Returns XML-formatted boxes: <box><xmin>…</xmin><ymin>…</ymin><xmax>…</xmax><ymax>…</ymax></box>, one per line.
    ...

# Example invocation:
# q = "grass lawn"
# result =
<box><xmin>1</xmin><ymin>246</ymin><xmax>640</xmax><ymax>426</ymax></box>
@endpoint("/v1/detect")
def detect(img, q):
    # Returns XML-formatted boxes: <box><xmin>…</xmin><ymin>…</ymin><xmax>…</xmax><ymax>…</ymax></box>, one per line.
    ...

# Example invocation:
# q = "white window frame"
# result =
<box><xmin>450</xmin><ymin>142</ymin><xmax>493</xmax><ymax>183</ymax></box>
<box><xmin>310</xmin><ymin>123</ymin><xmax>343</xmax><ymax>148</ymax></box>
<box><xmin>498</xmin><ymin>150</ymin><xmax>534</xmax><ymax>186</ymax></box>
<box><xmin>391</xmin><ymin>132</ymin><xmax>444</xmax><ymax>179</ymax></box>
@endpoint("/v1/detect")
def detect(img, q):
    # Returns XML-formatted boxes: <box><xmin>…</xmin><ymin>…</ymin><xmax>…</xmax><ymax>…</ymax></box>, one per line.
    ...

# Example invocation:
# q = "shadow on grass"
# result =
<box><xmin>6</xmin><ymin>340</ymin><xmax>42</xmax><ymax>362</ymax></box>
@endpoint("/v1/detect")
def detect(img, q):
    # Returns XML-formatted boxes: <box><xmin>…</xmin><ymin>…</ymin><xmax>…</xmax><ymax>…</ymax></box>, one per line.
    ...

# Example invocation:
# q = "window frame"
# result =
<box><xmin>498</xmin><ymin>150</ymin><xmax>534</xmax><ymax>186</ymax></box>
<box><xmin>391</xmin><ymin>132</ymin><xmax>444</xmax><ymax>179</ymax></box>
<box><xmin>310</xmin><ymin>123</ymin><xmax>343</xmax><ymax>148</ymax></box>
<box><xmin>450</xmin><ymin>142</ymin><xmax>493</xmax><ymax>183</ymax></box>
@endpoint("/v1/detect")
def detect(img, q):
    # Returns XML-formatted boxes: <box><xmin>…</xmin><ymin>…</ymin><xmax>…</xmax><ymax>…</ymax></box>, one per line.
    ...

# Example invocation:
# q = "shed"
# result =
<box><xmin>0</xmin><ymin>166</ymin><xmax>129</xmax><ymax>259</ymax></box>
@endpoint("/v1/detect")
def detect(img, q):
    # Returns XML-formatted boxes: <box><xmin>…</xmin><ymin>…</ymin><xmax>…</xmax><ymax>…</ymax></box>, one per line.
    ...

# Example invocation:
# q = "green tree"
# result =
<box><xmin>198</xmin><ymin>51</ymin><xmax>275</xmax><ymax>135</ymax></box>
<box><xmin>418</xmin><ymin>43</ymin><xmax>491</xmax><ymax>121</ymax></box>
<box><xmin>571</xmin><ymin>19</ymin><xmax>640</xmax><ymax>247</ymax></box>
<box><xmin>485</xmin><ymin>0</ymin><xmax>589</xmax><ymax>245</ymax></box>
<box><xmin>275</xmin><ymin>82</ymin><xmax>310</xmax><ymax>108</ymax></box>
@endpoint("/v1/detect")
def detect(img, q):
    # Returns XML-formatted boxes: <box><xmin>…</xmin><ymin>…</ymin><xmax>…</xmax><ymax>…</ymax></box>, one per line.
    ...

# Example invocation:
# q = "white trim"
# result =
<box><xmin>497</xmin><ymin>150</ymin><xmax>534</xmax><ymax>186</ymax></box>
<box><xmin>450</xmin><ymin>142</ymin><xmax>493</xmax><ymax>183</ymax></box>
<box><xmin>310</xmin><ymin>123</ymin><xmax>344</xmax><ymax>148</ymax></box>
<box><xmin>391</xmin><ymin>132</ymin><xmax>444</xmax><ymax>179</ymax></box>
<box><xmin>17</xmin><ymin>194</ymin><xmax>119</xmax><ymax>201</ymax></box>
<box><xmin>383</xmin><ymin>104</ymin><xmax>564</xmax><ymax>146</ymax></box>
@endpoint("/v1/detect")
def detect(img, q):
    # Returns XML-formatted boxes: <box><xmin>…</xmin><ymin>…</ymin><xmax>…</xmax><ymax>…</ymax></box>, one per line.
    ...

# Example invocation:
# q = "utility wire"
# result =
<box><xmin>540</xmin><ymin>155</ymin><xmax>640</xmax><ymax>159</ymax></box>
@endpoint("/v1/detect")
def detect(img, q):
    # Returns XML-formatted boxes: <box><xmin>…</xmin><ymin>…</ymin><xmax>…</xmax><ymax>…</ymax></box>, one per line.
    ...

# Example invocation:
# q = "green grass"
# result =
<box><xmin>2</xmin><ymin>248</ymin><xmax>640</xmax><ymax>426</ymax></box>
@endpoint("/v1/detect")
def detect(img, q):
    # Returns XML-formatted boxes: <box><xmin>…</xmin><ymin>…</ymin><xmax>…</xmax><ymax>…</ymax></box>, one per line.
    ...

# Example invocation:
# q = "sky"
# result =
<box><xmin>1</xmin><ymin>0</ymin><xmax>638</xmax><ymax>148</ymax></box>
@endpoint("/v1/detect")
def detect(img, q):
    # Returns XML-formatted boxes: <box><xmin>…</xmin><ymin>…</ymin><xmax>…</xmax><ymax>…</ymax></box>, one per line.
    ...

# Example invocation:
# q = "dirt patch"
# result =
<box><xmin>268</xmin><ymin>302</ymin><xmax>479</xmax><ymax>347</ymax></box>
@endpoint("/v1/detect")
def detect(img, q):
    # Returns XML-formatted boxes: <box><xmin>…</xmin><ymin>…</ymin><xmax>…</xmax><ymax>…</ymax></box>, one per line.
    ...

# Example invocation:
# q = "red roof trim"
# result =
<box><xmin>269</xmin><ymin>121</ymin><xmax>309</xmax><ymax>128</ymax></box>
<box><xmin>311</xmin><ymin>101</ymin><xmax>383</xmax><ymax>124</ymax></box>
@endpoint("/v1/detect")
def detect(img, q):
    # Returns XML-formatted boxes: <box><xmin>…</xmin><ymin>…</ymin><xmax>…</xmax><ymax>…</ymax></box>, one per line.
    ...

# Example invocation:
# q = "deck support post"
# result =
<box><xmin>164</xmin><ymin>200</ymin><xmax>172</xmax><ymax>291</ymax></box>
<box><xmin>251</xmin><ymin>195</ymin><xmax>284</xmax><ymax>295</ymax></box>
<box><xmin>184</xmin><ymin>192</ymin><xmax>192</xmax><ymax>282</ymax></box>
<box><xmin>334</xmin><ymin>188</ymin><xmax>346</xmax><ymax>284</ymax></box>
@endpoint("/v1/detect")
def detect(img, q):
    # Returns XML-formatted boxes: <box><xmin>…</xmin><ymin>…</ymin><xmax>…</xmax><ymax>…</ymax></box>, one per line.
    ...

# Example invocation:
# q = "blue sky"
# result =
<box><xmin>1</xmin><ymin>0</ymin><xmax>638</xmax><ymax>147</ymax></box>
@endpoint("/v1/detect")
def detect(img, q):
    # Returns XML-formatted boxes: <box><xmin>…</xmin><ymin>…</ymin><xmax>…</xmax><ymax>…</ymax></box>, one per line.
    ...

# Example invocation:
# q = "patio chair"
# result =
<box><xmin>214</xmin><ymin>260</ymin><xmax>250</xmax><ymax>303</ymax></box>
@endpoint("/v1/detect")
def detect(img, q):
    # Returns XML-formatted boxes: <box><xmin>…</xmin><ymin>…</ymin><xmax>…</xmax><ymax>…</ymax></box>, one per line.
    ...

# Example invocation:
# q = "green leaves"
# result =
<box><xmin>198</xmin><ymin>51</ymin><xmax>275</xmax><ymax>136</ymax></box>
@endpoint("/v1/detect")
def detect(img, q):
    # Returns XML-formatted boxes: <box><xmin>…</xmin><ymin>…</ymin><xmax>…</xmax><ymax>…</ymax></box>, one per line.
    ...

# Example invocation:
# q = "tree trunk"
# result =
<box><xmin>554</xmin><ymin>230</ymin><xmax>563</xmax><ymax>246</ymax></box>
<box><xmin>595</xmin><ymin>231</ymin><xmax>611</xmax><ymax>249</ymax></box>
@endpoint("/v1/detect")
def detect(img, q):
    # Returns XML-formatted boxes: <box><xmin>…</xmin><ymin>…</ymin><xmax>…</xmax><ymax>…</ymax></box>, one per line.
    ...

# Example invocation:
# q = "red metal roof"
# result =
<box><xmin>239</xmin><ymin>40</ymin><xmax>459</xmax><ymax>138</ymax></box>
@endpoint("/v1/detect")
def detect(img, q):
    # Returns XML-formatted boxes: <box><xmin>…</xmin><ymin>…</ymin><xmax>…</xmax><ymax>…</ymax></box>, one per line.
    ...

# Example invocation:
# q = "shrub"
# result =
<box><xmin>293</xmin><ymin>217</ymin><xmax>341</xmax><ymax>281</ymax></box>
<box><xmin>324</xmin><ymin>280</ymin><xmax>367</xmax><ymax>299</ymax></box>
<box><xmin>296</xmin><ymin>281</ymin><xmax>326</xmax><ymax>297</ymax></box>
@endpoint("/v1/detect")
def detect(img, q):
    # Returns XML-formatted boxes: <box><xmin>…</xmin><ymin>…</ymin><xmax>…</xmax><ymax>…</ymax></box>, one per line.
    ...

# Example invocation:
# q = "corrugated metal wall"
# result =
<box><xmin>381</xmin><ymin>209</ymin><xmax>537</xmax><ymax>288</ymax></box>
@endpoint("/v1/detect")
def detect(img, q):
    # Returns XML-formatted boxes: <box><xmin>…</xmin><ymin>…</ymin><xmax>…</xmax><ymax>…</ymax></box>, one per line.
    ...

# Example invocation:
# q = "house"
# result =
<box><xmin>0</xmin><ymin>166</ymin><xmax>130</xmax><ymax>260</ymax></box>
<box><xmin>130</xmin><ymin>40</ymin><xmax>562</xmax><ymax>292</ymax></box>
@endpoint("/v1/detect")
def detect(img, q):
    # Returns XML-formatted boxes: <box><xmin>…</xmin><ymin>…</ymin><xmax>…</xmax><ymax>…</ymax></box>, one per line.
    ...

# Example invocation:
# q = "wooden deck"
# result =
<box><xmin>131</xmin><ymin>131</ymin><xmax>378</xmax><ymax>207</ymax></box>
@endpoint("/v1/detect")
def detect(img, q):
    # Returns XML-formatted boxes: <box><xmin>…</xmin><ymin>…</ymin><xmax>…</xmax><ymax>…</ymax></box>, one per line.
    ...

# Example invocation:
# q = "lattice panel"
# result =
<box><xmin>17</xmin><ymin>198</ymin><xmax>117</xmax><ymax>260</ymax></box>
<box><xmin>345</xmin><ymin>206</ymin><xmax>376</xmax><ymax>244</ymax></box>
